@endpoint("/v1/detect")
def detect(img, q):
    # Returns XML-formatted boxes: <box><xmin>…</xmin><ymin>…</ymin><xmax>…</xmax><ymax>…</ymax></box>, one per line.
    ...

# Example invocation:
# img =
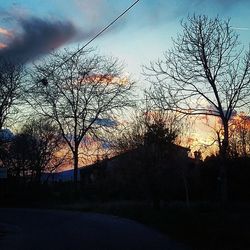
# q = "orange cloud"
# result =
<box><xmin>0</xmin><ymin>43</ymin><xmax>7</xmax><ymax>49</ymax></box>
<box><xmin>82</xmin><ymin>74</ymin><xmax>129</xmax><ymax>85</ymax></box>
<box><xmin>0</xmin><ymin>27</ymin><xmax>13</xmax><ymax>38</ymax></box>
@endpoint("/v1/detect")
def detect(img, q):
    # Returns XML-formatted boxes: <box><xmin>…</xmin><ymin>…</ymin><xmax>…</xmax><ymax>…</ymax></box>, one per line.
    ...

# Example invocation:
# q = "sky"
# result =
<box><xmin>0</xmin><ymin>0</ymin><xmax>249</xmax><ymax>77</ymax></box>
<box><xmin>0</xmin><ymin>0</ymin><xmax>250</xmax><ymax>155</ymax></box>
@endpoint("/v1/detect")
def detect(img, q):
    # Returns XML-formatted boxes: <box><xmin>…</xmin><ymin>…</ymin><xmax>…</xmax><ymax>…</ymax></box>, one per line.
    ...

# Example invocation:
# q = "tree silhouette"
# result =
<box><xmin>114</xmin><ymin>106</ymin><xmax>186</xmax><ymax>208</ymax></box>
<box><xmin>5</xmin><ymin>118</ymin><xmax>64</xmax><ymax>183</ymax></box>
<box><xmin>27</xmin><ymin>48</ymin><xmax>134</xmax><ymax>185</ymax></box>
<box><xmin>145</xmin><ymin>15</ymin><xmax>250</xmax><ymax>203</ymax></box>
<box><xmin>0</xmin><ymin>60</ymin><xmax>23</xmax><ymax>129</ymax></box>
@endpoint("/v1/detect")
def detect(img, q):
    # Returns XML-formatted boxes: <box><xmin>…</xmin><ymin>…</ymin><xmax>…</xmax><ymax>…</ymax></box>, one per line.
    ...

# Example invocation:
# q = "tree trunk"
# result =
<box><xmin>221</xmin><ymin>121</ymin><xmax>229</xmax><ymax>158</ymax></box>
<box><xmin>220</xmin><ymin>120</ymin><xmax>229</xmax><ymax>206</ymax></box>
<box><xmin>73</xmin><ymin>148</ymin><xmax>79</xmax><ymax>186</ymax></box>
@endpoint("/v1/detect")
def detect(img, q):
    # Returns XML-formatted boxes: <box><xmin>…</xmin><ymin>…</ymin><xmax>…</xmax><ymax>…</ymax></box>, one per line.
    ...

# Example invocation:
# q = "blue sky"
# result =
<box><xmin>0</xmin><ymin>0</ymin><xmax>249</xmax><ymax>81</ymax></box>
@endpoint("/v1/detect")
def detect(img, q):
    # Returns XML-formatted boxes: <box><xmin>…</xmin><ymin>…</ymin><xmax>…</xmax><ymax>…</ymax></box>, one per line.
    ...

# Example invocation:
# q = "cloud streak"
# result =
<box><xmin>232</xmin><ymin>27</ymin><xmax>250</xmax><ymax>31</ymax></box>
<box><xmin>0</xmin><ymin>27</ymin><xmax>13</xmax><ymax>38</ymax></box>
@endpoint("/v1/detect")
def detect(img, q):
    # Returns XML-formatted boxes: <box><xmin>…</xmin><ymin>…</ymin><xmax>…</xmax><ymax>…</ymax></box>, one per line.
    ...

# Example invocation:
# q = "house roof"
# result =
<box><xmin>79</xmin><ymin>143</ymin><xmax>190</xmax><ymax>173</ymax></box>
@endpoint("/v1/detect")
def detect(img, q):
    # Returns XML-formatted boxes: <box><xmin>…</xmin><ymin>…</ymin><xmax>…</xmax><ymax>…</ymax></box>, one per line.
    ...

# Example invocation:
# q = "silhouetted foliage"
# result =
<box><xmin>115</xmin><ymin>106</ymin><xmax>181</xmax><ymax>153</ymax></box>
<box><xmin>3</xmin><ymin>118</ymin><xmax>64</xmax><ymax>184</ymax></box>
<box><xmin>107</xmin><ymin>108</ymin><xmax>190</xmax><ymax>207</ymax></box>
<box><xmin>228</xmin><ymin>114</ymin><xmax>250</xmax><ymax>157</ymax></box>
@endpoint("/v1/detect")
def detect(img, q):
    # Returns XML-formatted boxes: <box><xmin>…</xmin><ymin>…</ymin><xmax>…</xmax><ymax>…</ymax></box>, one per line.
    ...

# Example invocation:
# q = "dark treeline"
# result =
<box><xmin>1</xmin><ymin>109</ymin><xmax>250</xmax><ymax>208</ymax></box>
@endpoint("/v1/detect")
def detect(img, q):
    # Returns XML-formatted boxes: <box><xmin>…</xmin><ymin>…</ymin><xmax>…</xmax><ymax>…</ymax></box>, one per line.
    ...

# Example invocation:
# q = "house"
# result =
<box><xmin>79</xmin><ymin>144</ymin><xmax>191</xmax><ymax>185</ymax></box>
<box><xmin>48</xmin><ymin>143</ymin><xmax>201</xmax><ymax>194</ymax></box>
<box><xmin>77</xmin><ymin>143</ymin><xmax>201</xmax><ymax>202</ymax></box>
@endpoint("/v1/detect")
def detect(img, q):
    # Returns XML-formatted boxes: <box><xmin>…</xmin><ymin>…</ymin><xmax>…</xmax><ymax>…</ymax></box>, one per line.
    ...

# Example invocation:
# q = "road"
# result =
<box><xmin>0</xmin><ymin>208</ymin><xmax>188</xmax><ymax>250</ymax></box>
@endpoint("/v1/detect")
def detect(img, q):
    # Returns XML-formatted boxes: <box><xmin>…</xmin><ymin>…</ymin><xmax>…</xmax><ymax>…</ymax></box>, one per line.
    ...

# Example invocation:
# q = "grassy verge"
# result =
<box><xmin>56</xmin><ymin>201</ymin><xmax>250</xmax><ymax>250</ymax></box>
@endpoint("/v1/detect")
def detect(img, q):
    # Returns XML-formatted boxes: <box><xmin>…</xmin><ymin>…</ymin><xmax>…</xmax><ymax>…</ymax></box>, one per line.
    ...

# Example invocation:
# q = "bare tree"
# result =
<box><xmin>27</xmin><ymin>48</ymin><xmax>135</xmax><ymax>185</ymax></box>
<box><xmin>145</xmin><ymin>15</ymin><xmax>250</xmax><ymax>157</ymax></box>
<box><xmin>144</xmin><ymin>15</ymin><xmax>250</xmax><ymax>203</ymax></box>
<box><xmin>0</xmin><ymin>60</ymin><xmax>23</xmax><ymax>130</ymax></box>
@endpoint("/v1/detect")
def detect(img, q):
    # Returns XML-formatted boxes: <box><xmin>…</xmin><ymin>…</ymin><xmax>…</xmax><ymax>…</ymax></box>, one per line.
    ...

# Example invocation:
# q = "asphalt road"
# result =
<box><xmin>0</xmin><ymin>208</ymin><xmax>188</xmax><ymax>250</ymax></box>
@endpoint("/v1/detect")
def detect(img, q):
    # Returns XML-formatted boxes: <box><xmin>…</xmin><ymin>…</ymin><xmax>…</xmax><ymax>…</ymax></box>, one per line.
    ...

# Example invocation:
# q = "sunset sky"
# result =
<box><xmin>0</xmin><ymin>0</ymin><xmax>250</xmax><ymax>156</ymax></box>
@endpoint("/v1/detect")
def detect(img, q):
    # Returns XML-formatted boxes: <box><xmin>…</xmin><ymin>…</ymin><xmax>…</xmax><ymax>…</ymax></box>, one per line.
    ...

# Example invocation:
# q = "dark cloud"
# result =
<box><xmin>90</xmin><ymin>118</ymin><xmax>117</xmax><ymax>127</ymax></box>
<box><xmin>0</xmin><ymin>17</ymin><xmax>80</xmax><ymax>64</ymax></box>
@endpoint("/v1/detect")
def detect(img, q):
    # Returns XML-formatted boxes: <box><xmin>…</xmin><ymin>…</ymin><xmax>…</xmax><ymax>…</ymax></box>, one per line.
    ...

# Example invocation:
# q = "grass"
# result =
<box><xmin>56</xmin><ymin>201</ymin><xmax>250</xmax><ymax>250</ymax></box>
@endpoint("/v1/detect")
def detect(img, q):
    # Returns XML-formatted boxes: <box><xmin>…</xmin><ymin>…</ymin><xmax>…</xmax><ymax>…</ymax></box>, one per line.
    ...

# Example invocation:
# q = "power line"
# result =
<box><xmin>44</xmin><ymin>0</ymin><xmax>141</xmax><ymax>79</ymax></box>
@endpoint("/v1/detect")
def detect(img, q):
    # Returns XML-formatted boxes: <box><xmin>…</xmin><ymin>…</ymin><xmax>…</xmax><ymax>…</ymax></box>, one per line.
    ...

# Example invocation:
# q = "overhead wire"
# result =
<box><xmin>42</xmin><ymin>0</ymin><xmax>141</xmax><ymax>81</ymax></box>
